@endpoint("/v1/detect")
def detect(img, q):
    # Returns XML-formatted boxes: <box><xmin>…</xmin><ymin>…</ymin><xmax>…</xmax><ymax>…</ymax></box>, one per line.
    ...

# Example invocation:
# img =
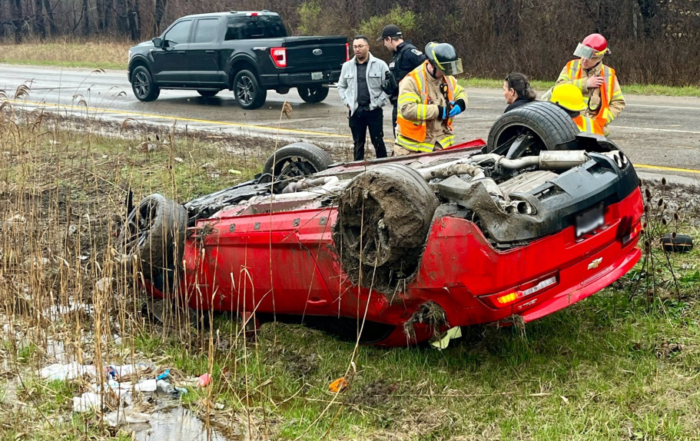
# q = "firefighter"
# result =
<box><xmin>394</xmin><ymin>42</ymin><xmax>467</xmax><ymax>156</ymax></box>
<box><xmin>377</xmin><ymin>25</ymin><xmax>428</xmax><ymax>136</ymax></box>
<box><xmin>554</xmin><ymin>33</ymin><xmax>625</xmax><ymax>135</ymax></box>
<box><xmin>550</xmin><ymin>84</ymin><xmax>604</xmax><ymax>135</ymax></box>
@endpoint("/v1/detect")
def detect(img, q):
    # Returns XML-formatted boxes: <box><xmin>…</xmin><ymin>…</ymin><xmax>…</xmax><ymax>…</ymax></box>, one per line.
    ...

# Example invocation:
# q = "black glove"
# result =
<box><xmin>436</xmin><ymin>106</ymin><xmax>446</xmax><ymax>120</ymax></box>
<box><xmin>382</xmin><ymin>71</ymin><xmax>398</xmax><ymax>96</ymax></box>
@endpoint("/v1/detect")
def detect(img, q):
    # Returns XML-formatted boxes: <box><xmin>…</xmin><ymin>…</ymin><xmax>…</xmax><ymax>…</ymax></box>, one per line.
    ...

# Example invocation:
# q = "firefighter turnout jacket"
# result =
<box><xmin>573</xmin><ymin>115</ymin><xmax>604</xmax><ymax>135</ymax></box>
<box><xmin>396</xmin><ymin>61</ymin><xmax>467</xmax><ymax>152</ymax></box>
<box><xmin>556</xmin><ymin>60</ymin><xmax>625</xmax><ymax>134</ymax></box>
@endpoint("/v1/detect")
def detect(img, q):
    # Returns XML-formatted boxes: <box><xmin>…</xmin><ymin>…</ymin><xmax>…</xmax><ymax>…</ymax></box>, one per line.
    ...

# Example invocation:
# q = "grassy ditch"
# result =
<box><xmin>2</xmin><ymin>39</ymin><xmax>700</xmax><ymax>97</ymax></box>
<box><xmin>1</xmin><ymin>98</ymin><xmax>700</xmax><ymax>439</ymax></box>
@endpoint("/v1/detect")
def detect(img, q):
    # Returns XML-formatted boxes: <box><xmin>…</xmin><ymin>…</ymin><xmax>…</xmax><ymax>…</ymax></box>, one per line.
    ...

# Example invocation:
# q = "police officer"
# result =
<box><xmin>377</xmin><ymin>25</ymin><xmax>428</xmax><ymax>136</ymax></box>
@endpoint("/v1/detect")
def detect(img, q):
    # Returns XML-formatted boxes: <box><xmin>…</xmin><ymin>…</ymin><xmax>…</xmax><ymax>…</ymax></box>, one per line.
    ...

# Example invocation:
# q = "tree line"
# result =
<box><xmin>1</xmin><ymin>0</ymin><xmax>698</xmax><ymax>86</ymax></box>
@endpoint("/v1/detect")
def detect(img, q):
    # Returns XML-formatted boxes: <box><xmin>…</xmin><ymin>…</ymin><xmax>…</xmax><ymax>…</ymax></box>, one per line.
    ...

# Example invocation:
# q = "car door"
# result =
<box><xmin>151</xmin><ymin>19</ymin><xmax>193</xmax><ymax>85</ymax></box>
<box><xmin>186</xmin><ymin>17</ymin><xmax>225</xmax><ymax>87</ymax></box>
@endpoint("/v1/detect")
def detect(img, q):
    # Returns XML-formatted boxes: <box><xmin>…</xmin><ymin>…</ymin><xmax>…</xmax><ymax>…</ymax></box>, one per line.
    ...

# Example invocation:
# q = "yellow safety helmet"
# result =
<box><xmin>549</xmin><ymin>84</ymin><xmax>586</xmax><ymax>112</ymax></box>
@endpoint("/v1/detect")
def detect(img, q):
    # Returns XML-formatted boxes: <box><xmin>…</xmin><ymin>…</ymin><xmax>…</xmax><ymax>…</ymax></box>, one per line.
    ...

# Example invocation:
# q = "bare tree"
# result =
<box><xmin>34</xmin><ymin>0</ymin><xmax>46</xmax><ymax>38</ymax></box>
<box><xmin>127</xmin><ymin>0</ymin><xmax>140</xmax><ymax>41</ymax></box>
<box><xmin>154</xmin><ymin>0</ymin><xmax>167</xmax><ymax>35</ymax></box>
<box><xmin>10</xmin><ymin>0</ymin><xmax>23</xmax><ymax>43</ymax></box>
<box><xmin>82</xmin><ymin>0</ymin><xmax>90</xmax><ymax>35</ymax></box>
<box><xmin>116</xmin><ymin>0</ymin><xmax>128</xmax><ymax>36</ymax></box>
<box><xmin>43</xmin><ymin>0</ymin><xmax>57</xmax><ymax>35</ymax></box>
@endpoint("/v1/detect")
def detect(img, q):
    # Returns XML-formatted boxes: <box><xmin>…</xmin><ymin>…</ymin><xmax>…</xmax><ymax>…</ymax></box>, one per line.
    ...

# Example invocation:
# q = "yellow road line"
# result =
<box><xmin>634</xmin><ymin>164</ymin><xmax>700</xmax><ymax>175</ymax></box>
<box><xmin>9</xmin><ymin>99</ymin><xmax>700</xmax><ymax>176</ymax></box>
<box><xmin>11</xmin><ymin>98</ymin><xmax>353</xmax><ymax>139</ymax></box>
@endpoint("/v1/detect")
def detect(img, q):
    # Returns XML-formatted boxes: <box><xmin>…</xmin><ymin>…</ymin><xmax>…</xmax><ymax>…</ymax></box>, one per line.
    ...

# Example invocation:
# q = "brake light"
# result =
<box><xmin>345</xmin><ymin>43</ymin><xmax>350</xmax><ymax>61</ymax></box>
<box><xmin>496</xmin><ymin>292</ymin><xmax>523</xmax><ymax>306</ymax></box>
<box><xmin>270</xmin><ymin>47</ymin><xmax>287</xmax><ymax>68</ymax></box>
<box><xmin>623</xmin><ymin>221</ymin><xmax>642</xmax><ymax>244</ymax></box>
<box><xmin>484</xmin><ymin>274</ymin><xmax>558</xmax><ymax>308</ymax></box>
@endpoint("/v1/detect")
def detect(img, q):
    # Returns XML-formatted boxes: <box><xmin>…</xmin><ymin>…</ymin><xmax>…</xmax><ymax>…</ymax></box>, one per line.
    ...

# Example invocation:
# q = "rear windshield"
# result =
<box><xmin>225</xmin><ymin>15</ymin><xmax>288</xmax><ymax>40</ymax></box>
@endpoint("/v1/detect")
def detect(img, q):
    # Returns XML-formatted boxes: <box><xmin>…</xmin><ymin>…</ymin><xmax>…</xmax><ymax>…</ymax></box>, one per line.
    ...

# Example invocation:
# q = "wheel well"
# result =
<box><xmin>229</xmin><ymin>60</ymin><xmax>259</xmax><ymax>88</ymax></box>
<box><xmin>128</xmin><ymin>58</ymin><xmax>149</xmax><ymax>82</ymax></box>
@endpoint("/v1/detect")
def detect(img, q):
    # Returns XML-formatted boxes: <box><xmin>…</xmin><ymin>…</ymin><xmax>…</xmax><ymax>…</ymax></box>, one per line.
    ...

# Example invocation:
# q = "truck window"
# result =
<box><xmin>164</xmin><ymin>20</ymin><xmax>192</xmax><ymax>45</ymax></box>
<box><xmin>193</xmin><ymin>18</ymin><xmax>219</xmax><ymax>43</ymax></box>
<box><xmin>225</xmin><ymin>15</ymin><xmax>288</xmax><ymax>40</ymax></box>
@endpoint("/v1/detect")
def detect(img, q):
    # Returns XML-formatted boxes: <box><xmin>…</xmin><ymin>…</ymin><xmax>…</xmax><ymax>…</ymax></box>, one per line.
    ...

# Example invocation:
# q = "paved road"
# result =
<box><xmin>2</xmin><ymin>64</ymin><xmax>699</xmax><ymax>179</ymax></box>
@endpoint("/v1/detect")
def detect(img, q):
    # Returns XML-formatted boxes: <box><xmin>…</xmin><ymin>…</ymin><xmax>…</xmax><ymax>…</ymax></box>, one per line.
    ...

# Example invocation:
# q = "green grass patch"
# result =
<box><xmin>0</xmin><ymin>57</ymin><xmax>125</xmax><ymax>71</ymax></box>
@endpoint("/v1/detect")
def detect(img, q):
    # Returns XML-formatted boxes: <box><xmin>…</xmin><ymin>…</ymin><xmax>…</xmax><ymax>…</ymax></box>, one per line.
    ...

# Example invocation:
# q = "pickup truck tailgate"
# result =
<box><xmin>283</xmin><ymin>36</ymin><xmax>347</xmax><ymax>72</ymax></box>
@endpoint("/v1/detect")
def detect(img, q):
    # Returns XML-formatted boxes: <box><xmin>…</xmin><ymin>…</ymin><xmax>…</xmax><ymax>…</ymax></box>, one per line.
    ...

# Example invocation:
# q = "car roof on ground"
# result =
<box><xmin>182</xmin><ymin>11</ymin><xmax>279</xmax><ymax>19</ymax></box>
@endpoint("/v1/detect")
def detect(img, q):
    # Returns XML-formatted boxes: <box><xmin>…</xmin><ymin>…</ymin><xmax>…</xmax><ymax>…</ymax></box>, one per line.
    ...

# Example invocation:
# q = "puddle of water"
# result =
<box><xmin>110</xmin><ymin>407</ymin><xmax>229</xmax><ymax>441</ymax></box>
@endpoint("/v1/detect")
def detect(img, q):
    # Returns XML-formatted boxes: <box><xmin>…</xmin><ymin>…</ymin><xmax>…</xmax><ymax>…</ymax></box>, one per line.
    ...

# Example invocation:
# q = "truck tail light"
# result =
<box><xmin>483</xmin><ymin>274</ymin><xmax>558</xmax><ymax>308</ymax></box>
<box><xmin>345</xmin><ymin>43</ymin><xmax>350</xmax><ymax>61</ymax></box>
<box><xmin>270</xmin><ymin>47</ymin><xmax>287</xmax><ymax>68</ymax></box>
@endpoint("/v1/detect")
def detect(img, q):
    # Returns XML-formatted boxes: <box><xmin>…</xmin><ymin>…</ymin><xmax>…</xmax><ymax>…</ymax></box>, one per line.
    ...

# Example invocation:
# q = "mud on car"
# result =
<box><xmin>117</xmin><ymin>102</ymin><xmax>644</xmax><ymax>347</ymax></box>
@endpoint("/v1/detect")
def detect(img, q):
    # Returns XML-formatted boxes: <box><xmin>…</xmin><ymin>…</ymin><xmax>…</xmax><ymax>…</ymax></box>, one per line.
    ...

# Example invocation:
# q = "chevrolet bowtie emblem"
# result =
<box><xmin>588</xmin><ymin>257</ymin><xmax>603</xmax><ymax>270</ymax></box>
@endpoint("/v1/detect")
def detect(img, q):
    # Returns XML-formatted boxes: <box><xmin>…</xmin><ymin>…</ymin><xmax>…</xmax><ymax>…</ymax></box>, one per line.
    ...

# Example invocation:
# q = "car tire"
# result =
<box><xmin>233</xmin><ymin>70</ymin><xmax>267</xmax><ymax>110</ymax></box>
<box><xmin>486</xmin><ymin>101</ymin><xmax>579</xmax><ymax>155</ymax></box>
<box><xmin>117</xmin><ymin>194</ymin><xmax>187</xmax><ymax>289</ymax></box>
<box><xmin>333</xmin><ymin>163</ymin><xmax>439</xmax><ymax>292</ymax></box>
<box><xmin>131</xmin><ymin>66</ymin><xmax>161</xmax><ymax>102</ymax></box>
<box><xmin>197</xmin><ymin>90</ymin><xmax>220</xmax><ymax>97</ymax></box>
<box><xmin>262</xmin><ymin>142</ymin><xmax>334</xmax><ymax>178</ymax></box>
<box><xmin>298</xmin><ymin>85</ymin><xmax>329</xmax><ymax>104</ymax></box>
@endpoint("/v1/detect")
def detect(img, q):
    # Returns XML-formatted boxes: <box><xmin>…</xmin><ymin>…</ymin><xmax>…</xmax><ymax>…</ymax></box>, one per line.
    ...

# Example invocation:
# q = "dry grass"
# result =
<box><xmin>1</xmin><ymin>83</ymin><xmax>700</xmax><ymax>440</ymax></box>
<box><xmin>0</xmin><ymin>38</ymin><xmax>132</xmax><ymax>70</ymax></box>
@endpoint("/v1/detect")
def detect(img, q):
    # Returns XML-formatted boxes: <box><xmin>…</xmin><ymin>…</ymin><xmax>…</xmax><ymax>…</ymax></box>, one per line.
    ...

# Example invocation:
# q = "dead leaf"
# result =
<box><xmin>282</xmin><ymin>101</ymin><xmax>293</xmax><ymax>119</ymax></box>
<box><xmin>329</xmin><ymin>377</ymin><xmax>348</xmax><ymax>393</ymax></box>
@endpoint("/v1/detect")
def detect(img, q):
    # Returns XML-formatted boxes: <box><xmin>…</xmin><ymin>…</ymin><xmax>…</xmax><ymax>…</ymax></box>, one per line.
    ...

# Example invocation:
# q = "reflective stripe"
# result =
<box><xmin>438</xmin><ymin>135</ymin><xmax>455</xmax><ymax>148</ymax></box>
<box><xmin>396</xmin><ymin>135</ymin><xmax>434</xmax><ymax>152</ymax></box>
<box><xmin>568</xmin><ymin>60</ymin><xmax>581</xmax><ymax>80</ymax></box>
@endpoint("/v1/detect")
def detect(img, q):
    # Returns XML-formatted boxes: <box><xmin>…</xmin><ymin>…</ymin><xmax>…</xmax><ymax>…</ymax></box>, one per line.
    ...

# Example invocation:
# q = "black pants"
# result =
<box><xmin>392</xmin><ymin>102</ymin><xmax>398</xmax><ymax>138</ymax></box>
<box><xmin>349</xmin><ymin>107</ymin><xmax>387</xmax><ymax>161</ymax></box>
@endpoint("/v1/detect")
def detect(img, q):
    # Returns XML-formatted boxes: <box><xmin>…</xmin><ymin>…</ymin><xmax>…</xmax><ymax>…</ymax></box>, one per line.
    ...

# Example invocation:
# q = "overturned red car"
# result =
<box><xmin>118</xmin><ymin>103</ymin><xmax>644</xmax><ymax>346</ymax></box>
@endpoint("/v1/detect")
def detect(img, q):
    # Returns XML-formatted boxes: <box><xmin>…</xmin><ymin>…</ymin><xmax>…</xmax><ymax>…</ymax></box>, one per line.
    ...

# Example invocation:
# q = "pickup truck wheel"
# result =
<box><xmin>131</xmin><ymin>66</ymin><xmax>160</xmax><ymax>102</ymax></box>
<box><xmin>486</xmin><ymin>101</ymin><xmax>579</xmax><ymax>156</ymax></box>
<box><xmin>298</xmin><ymin>85</ymin><xmax>329</xmax><ymax>104</ymax></box>
<box><xmin>234</xmin><ymin>70</ymin><xmax>267</xmax><ymax>109</ymax></box>
<box><xmin>197</xmin><ymin>90</ymin><xmax>220</xmax><ymax>97</ymax></box>
<box><xmin>117</xmin><ymin>194</ymin><xmax>187</xmax><ymax>290</ymax></box>
<box><xmin>333</xmin><ymin>164</ymin><xmax>439</xmax><ymax>293</ymax></box>
<box><xmin>262</xmin><ymin>142</ymin><xmax>333</xmax><ymax>178</ymax></box>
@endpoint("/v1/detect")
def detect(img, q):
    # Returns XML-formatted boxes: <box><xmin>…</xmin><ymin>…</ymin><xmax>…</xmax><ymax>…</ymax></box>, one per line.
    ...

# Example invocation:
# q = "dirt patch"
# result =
<box><xmin>332</xmin><ymin>165</ymin><xmax>438</xmax><ymax>294</ymax></box>
<box><xmin>346</xmin><ymin>379</ymin><xmax>399</xmax><ymax>409</ymax></box>
<box><xmin>265</xmin><ymin>346</ymin><xmax>318</xmax><ymax>379</ymax></box>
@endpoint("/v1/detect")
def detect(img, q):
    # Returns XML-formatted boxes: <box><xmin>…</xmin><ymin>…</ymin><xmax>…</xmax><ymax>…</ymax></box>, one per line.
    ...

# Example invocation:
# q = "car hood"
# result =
<box><xmin>131</xmin><ymin>41</ymin><xmax>154</xmax><ymax>50</ymax></box>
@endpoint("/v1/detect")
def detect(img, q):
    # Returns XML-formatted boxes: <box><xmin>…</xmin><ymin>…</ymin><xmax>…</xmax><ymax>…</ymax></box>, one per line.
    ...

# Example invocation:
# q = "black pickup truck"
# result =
<box><xmin>127</xmin><ymin>11</ymin><xmax>348</xmax><ymax>109</ymax></box>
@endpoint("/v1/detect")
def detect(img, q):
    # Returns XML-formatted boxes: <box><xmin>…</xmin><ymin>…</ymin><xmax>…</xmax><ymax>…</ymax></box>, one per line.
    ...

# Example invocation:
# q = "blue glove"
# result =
<box><xmin>449</xmin><ymin>105</ymin><xmax>462</xmax><ymax>118</ymax></box>
<box><xmin>440</xmin><ymin>106</ymin><xmax>447</xmax><ymax>120</ymax></box>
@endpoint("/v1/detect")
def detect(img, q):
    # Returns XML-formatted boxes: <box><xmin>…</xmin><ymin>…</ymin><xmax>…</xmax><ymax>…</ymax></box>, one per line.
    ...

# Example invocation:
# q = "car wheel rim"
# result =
<box><xmin>236</xmin><ymin>76</ymin><xmax>254</xmax><ymax>105</ymax></box>
<box><xmin>134</xmin><ymin>72</ymin><xmax>150</xmax><ymax>98</ymax></box>
<box><xmin>120</xmin><ymin>202</ymin><xmax>157</xmax><ymax>254</ymax></box>
<box><xmin>277</xmin><ymin>157</ymin><xmax>316</xmax><ymax>178</ymax></box>
<box><xmin>496</xmin><ymin>126</ymin><xmax>542</xmax><ymax>157</ymax></box>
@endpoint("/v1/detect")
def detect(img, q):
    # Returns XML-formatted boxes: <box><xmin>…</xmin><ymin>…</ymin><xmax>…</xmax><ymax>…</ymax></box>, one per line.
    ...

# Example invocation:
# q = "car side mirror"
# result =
<box><xmin>152</xmin><ymin>37</ymin><xmax>163</xmax><ymax>48</ymax></box>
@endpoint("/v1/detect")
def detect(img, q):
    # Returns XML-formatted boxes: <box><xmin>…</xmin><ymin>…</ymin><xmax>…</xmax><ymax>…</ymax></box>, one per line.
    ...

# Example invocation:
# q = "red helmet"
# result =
<box><xmin>574</xmin><ymin>33</ymin><xmax>611</xmax><ymax>59</ymax></box>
